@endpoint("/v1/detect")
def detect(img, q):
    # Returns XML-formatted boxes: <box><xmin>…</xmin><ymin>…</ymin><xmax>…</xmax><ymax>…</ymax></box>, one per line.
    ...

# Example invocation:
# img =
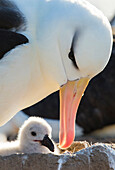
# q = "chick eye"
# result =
<box><xmin>31</xmin><ymin>131</ymin><xmax>37</xmax><ymax>136</ymax></box>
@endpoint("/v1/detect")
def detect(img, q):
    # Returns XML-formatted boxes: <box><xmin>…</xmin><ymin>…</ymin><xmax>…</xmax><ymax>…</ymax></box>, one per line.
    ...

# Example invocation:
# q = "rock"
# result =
<box><xmin>58</xmin><ymin>141</ymin><xmax>90</xmax><ymax>154</ymax></box>
<box><xmin>0</xmin><ymin>142</ymin><xmax>114</xmax><ymax>170</ymax></box>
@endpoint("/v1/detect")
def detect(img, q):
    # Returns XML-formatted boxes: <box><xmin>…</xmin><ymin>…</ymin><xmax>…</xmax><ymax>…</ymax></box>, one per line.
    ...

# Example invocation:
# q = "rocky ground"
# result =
<box><xmin>0</xmin><ymin>140</ymin><xmax>114</xmax><ymax>170</ymax></box>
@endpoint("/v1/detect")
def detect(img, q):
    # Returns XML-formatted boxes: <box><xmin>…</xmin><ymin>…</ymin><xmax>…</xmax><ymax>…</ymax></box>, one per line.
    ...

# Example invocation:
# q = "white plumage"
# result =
<box><xmin>0</xmin><ymin>111</ymin><xmax>28</xmax><ymax>142</ymax></box>
<box><xmin>0</xmin><ymin>0</ymin><xmax>113</xmax><ymax>148</ymax></box>
<box><xmin>0</xmin><ymin>117</ymin><xmax>57</xmax><ymax>156</ymax></box>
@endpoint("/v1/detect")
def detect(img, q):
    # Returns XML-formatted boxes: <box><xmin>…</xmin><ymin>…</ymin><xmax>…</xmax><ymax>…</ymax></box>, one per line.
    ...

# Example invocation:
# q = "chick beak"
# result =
<box><xmin>40</xmin><ymin>134</ymin><xmax>54</xmax><ymax>152</ymax></box>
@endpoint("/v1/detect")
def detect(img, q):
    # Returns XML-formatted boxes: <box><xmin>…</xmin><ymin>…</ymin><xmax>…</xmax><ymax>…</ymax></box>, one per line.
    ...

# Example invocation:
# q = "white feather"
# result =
<box><xmin>0</xmin><ymin>117</ymin><xmax>58</xmax><ymax>156</ymax></box>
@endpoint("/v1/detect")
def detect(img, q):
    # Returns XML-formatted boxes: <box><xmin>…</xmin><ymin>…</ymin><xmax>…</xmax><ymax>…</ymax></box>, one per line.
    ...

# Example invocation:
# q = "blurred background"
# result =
<box><xmin>0</xmin><ymin>0</ymin><xmax>115</xmax><ymax>143</ymax></box>
<box><xmin>87</xmin><ymin>0</ymin><xmax>115</xmax><ymax>20</ymax></box>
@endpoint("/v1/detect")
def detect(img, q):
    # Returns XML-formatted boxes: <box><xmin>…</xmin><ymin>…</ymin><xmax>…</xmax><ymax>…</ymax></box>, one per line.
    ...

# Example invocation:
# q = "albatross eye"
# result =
<box><xmin>68</xmin><ymin>49</ymin><xmax>75</xmax><ymax>61</ymax></box>
<box><xmin>68</xmin><ymin>33</ymin><xmax>79</xmax><ymax>69</ymax></box>
<box><xmin>31</xmin><ymin>131</ymin><xmax>37</xmax><ymax>136</ymax></box>
<box><xmin>68</xmin><ymin>49</ymin><xmax>79</xmax><ymax>69</ymax></box>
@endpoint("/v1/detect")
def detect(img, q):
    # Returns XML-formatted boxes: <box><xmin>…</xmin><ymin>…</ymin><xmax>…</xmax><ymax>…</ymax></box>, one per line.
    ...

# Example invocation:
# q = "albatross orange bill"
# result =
<box><xmin>59</xmin><ymin>77</ymin><xmax>90</xmax><ymax>149</ymax></box>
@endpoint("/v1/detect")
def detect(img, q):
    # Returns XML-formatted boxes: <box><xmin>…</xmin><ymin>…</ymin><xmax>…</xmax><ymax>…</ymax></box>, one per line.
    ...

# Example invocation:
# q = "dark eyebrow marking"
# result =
<box><xmin>0</xmin><ymin>0</ymin><xmax>26</xmax><ymax>31</ymax></box>
<box><xmin>0</xmin><ymin>29</ymin><xmax>29</xmax><ymax>59</ymax></box>
<box><xmin>0</xmin><ymin>7</ymin><xmax>25</xmax><ymax>30</ymax></box>
<box><xmin>68</xmin><ymin>33</ymin><xmax>79</xmax><ymax>69</ymax></box>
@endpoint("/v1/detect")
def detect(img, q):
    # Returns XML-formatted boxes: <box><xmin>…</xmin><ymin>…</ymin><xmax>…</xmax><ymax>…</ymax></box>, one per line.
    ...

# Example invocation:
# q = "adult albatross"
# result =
<box><xmin>0</xmin><ymin>0</ymin><xmax>113</xmax><ymax>149</ymax></box>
